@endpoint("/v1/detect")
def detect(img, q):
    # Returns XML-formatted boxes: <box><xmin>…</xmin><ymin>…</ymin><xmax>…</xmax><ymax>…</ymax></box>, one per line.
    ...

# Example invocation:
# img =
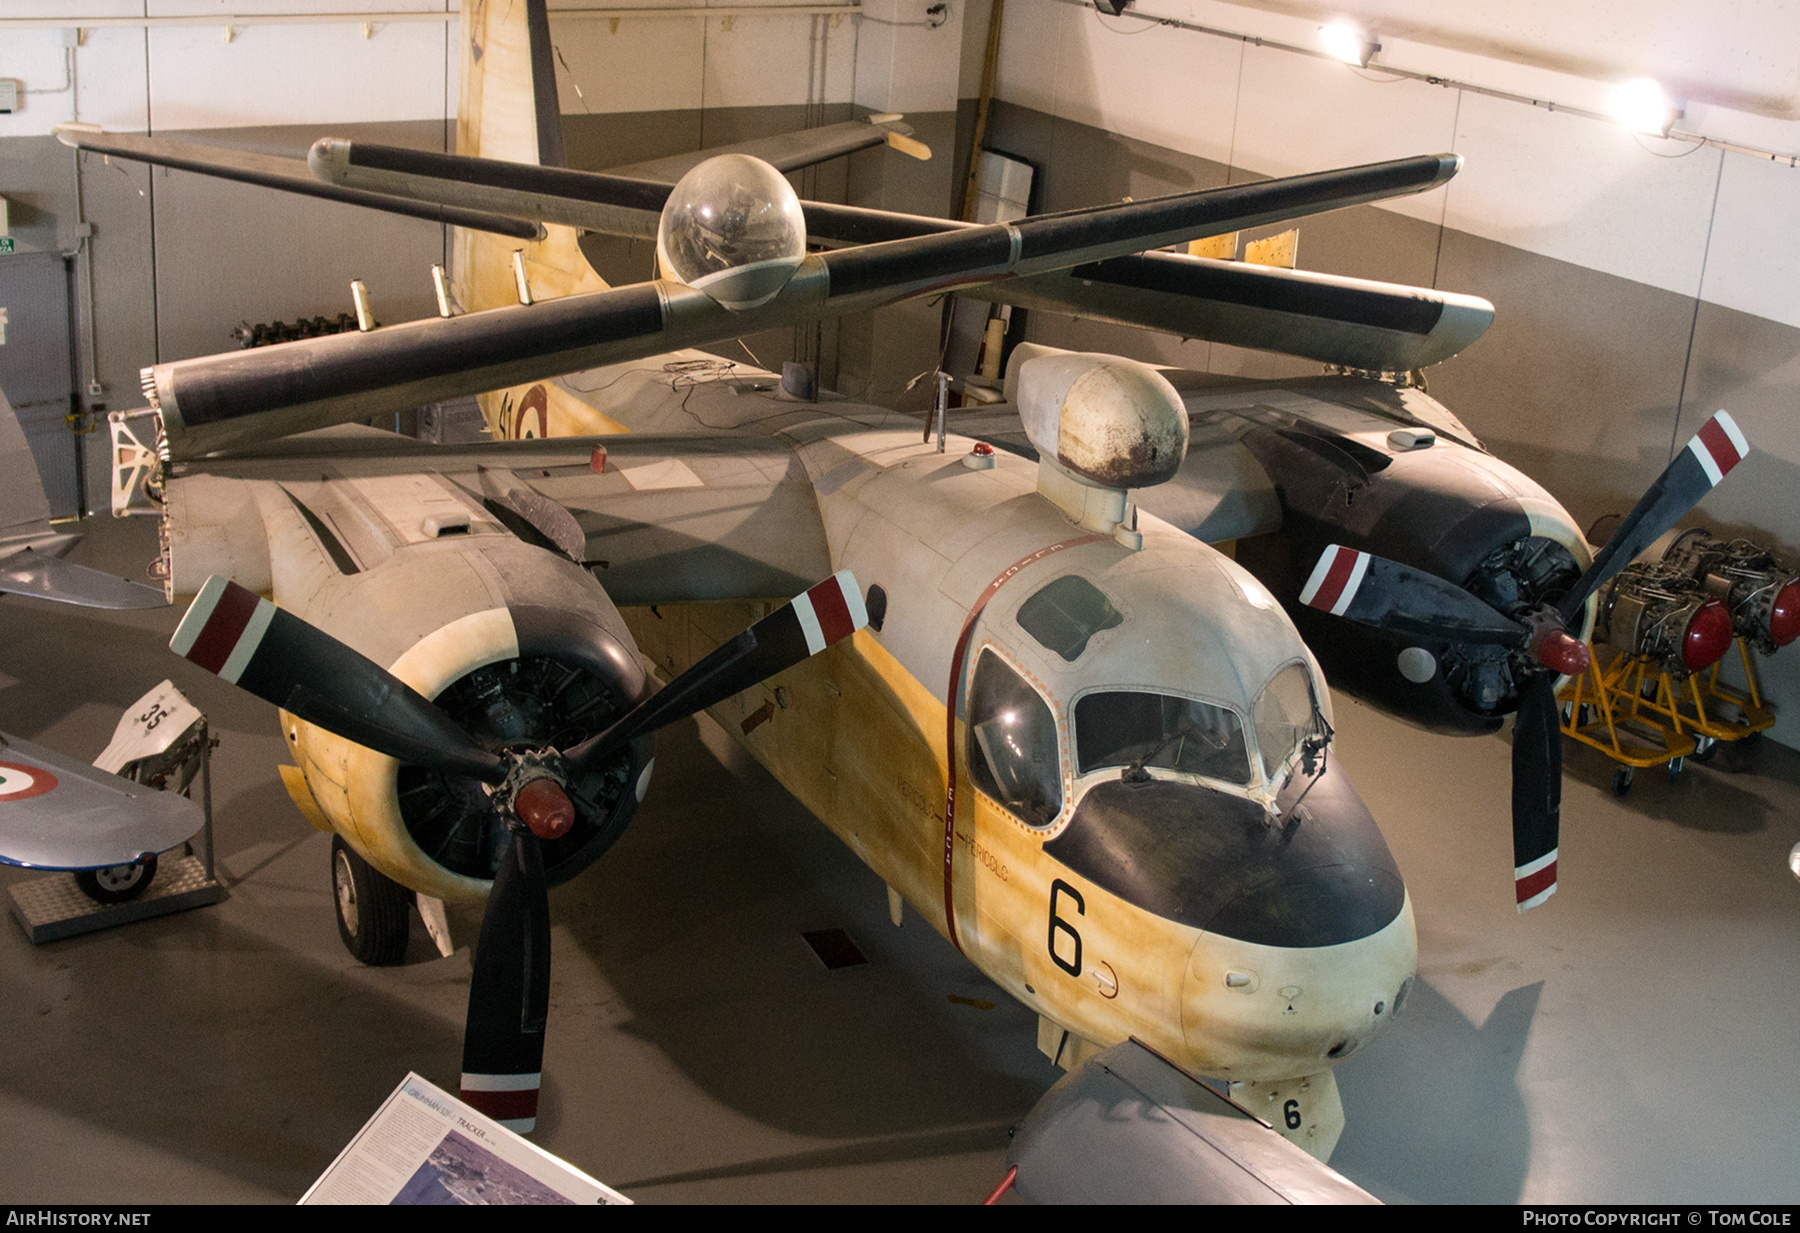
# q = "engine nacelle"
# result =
<box><xmin>1230</xmin><ymin>411</ymin><xmax>1593</xmax><ymax>733</ymax></box>
<box><xmin>168</xmin><ymin>471</ymin><xmax>652</xmax><ymax>903</ymax></box>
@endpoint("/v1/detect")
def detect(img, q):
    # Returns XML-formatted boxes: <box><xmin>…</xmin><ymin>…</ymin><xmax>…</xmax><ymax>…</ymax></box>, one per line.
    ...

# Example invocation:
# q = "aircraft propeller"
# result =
<box><xmin>170</xmin><ymin>570</ymin><xmax>868</xmax><ymax>1129</ymax></box>
<box><xmin>1297</xmin><ymin>410</ymin><xmax>1749</xmax><ymax>911</ymax></box>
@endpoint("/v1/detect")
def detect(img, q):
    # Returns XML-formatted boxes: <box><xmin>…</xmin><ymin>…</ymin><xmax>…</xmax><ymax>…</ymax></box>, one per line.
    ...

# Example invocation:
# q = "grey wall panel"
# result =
<box><xmin>1429</xmin><ymin>228</ymin><xmax>1698</xmax><ymax>534</ymax></box>
<box><xmin>149</xmin><ymin>120</ymin><xmax>452</xmax><ymax>366</ymax></box>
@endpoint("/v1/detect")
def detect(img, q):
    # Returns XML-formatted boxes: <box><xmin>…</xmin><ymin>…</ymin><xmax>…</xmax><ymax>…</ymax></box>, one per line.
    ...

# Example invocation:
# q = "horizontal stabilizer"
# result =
<box><xmin>53</xmin><ymin>126</ymin><xmax>544</xmax><ymax>241</ymax></box>
<box><xmin>1006</xmin><ymin>1041</ymin><xmax>1377</xmax><ymax>1204</ymax></box>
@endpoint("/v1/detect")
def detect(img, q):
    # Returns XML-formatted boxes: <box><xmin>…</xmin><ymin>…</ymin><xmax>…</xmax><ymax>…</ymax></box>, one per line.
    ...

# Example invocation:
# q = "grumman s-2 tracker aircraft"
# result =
<box><xmin>63</xmin><ymin>0</ymin><xmax>1753</xmax><ymax>1203</ymax></box>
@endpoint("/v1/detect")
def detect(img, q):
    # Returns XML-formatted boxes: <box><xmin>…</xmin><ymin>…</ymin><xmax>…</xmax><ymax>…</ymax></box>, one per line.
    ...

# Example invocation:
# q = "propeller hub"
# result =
<box><xmin>514</xmin><ymin>775</ymin><xmax>575</xmax><ymax>841</ymax></box>
<box><xmin>1531</xmin><ymin>629</ymin><xmax>1590</xmax><ymax>676</ymax></box>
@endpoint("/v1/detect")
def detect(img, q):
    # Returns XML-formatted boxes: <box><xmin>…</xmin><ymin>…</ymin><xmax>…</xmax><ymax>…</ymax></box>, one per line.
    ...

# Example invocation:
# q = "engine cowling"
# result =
<box><xmin>1231</xmin><ymin>416</ymin><xmax>1593</xmax><ymax>734</ymax></box>
<box><xmin>166</xmin><ymin>472</ymin><xmax>653</xmax><ymax>903</ymax></box>
<box><xmin>282</xmin><ymin>589</ymin><xmax>652</xmax><ymax>904</ymax></box>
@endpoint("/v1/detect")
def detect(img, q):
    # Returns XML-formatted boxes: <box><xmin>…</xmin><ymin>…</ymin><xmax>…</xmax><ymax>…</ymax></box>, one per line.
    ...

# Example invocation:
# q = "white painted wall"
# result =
<box><xmin>994</xmin><ymin>0</ymin><xmax>1800</xmax><ymax>328</ymax></box>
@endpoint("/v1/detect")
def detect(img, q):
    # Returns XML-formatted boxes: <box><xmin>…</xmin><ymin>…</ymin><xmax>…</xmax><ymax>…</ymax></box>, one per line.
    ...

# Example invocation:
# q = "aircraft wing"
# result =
<box><xmin>1005</xmin><ymin>1041</ymin><xmax>1379</xmax><ymax>1204</ymax></box>
<box><xmin>141</xmin><ymin>153</ymin><xmax>1461</xmax><ymax>458</ymax></box>
<box><xmin>182</xmin><ymin>429</ymin><xmax>831</xmax><ymax>606</ymax></box>
<box><xmin>52</xmin><ymin>127</ymin><xmax>544</xmax><ymax>241</ymax></box>
<box><xmin>0</xmin><ymin>731</ymin><xmax>203</xmax><ymax>871</ymax></box>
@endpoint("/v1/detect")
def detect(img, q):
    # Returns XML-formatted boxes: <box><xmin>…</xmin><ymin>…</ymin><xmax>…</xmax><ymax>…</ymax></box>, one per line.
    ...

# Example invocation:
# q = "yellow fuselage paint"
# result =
<box><xmin>625</xmin><ymin>601</ymin><xmax>1415</xmax><ymax>1086</ymax></box>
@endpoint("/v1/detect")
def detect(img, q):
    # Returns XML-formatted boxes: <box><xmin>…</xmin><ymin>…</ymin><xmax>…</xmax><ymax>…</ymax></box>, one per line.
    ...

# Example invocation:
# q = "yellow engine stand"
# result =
<box><xmin>1555</xmin><ymin>637</ymin><xmax>1775</xmax><ymax>793</ymax></box>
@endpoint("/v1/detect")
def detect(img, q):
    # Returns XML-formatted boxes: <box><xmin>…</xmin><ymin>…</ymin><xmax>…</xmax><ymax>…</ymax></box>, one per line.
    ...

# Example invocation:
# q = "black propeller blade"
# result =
<box><xmin>171</xmin><ymin>569</ymin><xmax>867</xmax><ymax>1130</ymax></box>
<box><xmin>461</xmin><ymin>821</ymin><xmax>553</xmax><ymax>1131</ymax></box>
<box><xmin>563</xmin><ymin>570</ymin><xmax>869</xmax><ymax>774</ymax></box>
<box><xmin>1512</xmin><ymin>674</ymin><xmax>1562</xmax><ymax>912</ymax></box>
<box><xmin>1557</xmin><ymin>410</ymin><xmax>1749</xmax><ymax>624</ymax></box>
<box><xmin>170</xmin><ymin>576</ymin><xmax>503</xmax><ymax>781</ymax></box>
<box><xmin>1296</xmin><ymin>410</ymin><xmax>1751</xmax><ymax>911</ymax></box>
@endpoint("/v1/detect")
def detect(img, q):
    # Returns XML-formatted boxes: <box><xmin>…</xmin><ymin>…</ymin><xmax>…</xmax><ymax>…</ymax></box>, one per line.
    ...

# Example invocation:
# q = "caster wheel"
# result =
<box><xmin>331</xmin><ymin>836</ymin><xmax>411</xmax><ymax>966</ymax></box>
<box><xmin>75</xmin><ymin>854</ymin><xmax>158</xmax><ymax>905</ymax></box>
<box><xmin>1611</xmin><ymin>767</ymin><xmax>1634</xmax><ymax>796</ymax></box>
<box><xmin>1720</xmin><ymin>732</ymin><xmax>1763</xmax><ymax>773</ymax></box>
<box><xmin>1668</xmin><ymin>756</ymin><xmax>1684</xmax><ymax>782</ymax></box>
<box><xmin>1693</xmin><ymin>737</ymin><xmax>1718</xmax><ymax>764</ymax></box>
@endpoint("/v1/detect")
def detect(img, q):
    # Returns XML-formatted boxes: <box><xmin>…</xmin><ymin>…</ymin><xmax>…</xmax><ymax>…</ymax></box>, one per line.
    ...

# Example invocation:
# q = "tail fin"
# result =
<box><xmin>452</xmin><ymin>0</ymin><xmax>621</xmax><ymax>435</ymax></box>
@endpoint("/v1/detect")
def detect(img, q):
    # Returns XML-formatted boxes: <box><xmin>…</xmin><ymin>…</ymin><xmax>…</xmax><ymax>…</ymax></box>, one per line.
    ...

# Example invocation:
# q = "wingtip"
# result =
<box><xmin>1437</xmin><ymin>153</ymin><xmax>1464</xmax><ymax>182</ymax></box>
<box><xmin>53</xmin><ymin>122</ymin><xmax>104</xmax><ymax>148</ymax></box>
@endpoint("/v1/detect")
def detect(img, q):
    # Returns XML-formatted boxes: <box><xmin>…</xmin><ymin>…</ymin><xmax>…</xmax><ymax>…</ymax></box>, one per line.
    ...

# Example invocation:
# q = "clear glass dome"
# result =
<box><xmin>655</xmin><ymin>153</ymin><xmax>806</xmax><ymax>310</ymax></box>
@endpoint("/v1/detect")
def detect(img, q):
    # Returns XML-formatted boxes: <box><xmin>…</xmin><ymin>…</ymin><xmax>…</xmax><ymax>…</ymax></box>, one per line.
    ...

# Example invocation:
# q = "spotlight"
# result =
<box><xmin>1611</xmin><ymin>78</ymin><xmax>1684</xmax><ymax>137</ymax></box>
<box><xmin>1319</xmin><ymin>20</ymin><xmax>1379</xmax><ymax>68</ymax></box>
<box><xmin>1094</xmin><ymin>0</ymin><xmax>1133</xmax><ymax>14</ymax></box>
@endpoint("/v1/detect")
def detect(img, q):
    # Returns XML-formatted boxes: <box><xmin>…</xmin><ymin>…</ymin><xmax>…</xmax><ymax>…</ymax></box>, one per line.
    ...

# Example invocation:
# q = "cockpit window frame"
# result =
<box><xmin>1069</xmin><ymin>683</ymin><xmax>1257</xmax><ymax>794</ymax></box>
<box><xmin>963</xmin><ymin>642</ymin><xmax>1071</xmax><ymax>833</ymax></box>
<box><xmin>1251</xmin><ymin>658</ymin><xmax>1331</xmax><ymax>785</ymax></box>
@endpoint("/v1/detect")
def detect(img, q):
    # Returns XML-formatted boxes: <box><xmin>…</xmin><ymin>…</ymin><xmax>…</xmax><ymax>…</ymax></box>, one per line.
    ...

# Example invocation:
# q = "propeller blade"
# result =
<box><xmin>565</xmin><ymin>570</ymin><xmax>867</xmax><ymax>773</ymax></box>
<box><xmin>460</xmin><ymin>826</ymin><xmax>551</xmax><ymax>1132</ymax></box>
<box><xmin>1558</xmin><ymin>410</ymin><xmax>1750</xmax><ymax>623</ymax></box>
<box><xmin>1299</xmin><ymin>545</ymin><xmax>1526</xmax><ymax>645</ymax></box>
<box><xmin>1511</xmin><ymin>673</ymin><xmax>1562</xmax><ymax>912</ymax></box>
<box><xmin>170</xmin><ymin>576</ymin><xmax>502</xmax><ymax>781</ymax></box>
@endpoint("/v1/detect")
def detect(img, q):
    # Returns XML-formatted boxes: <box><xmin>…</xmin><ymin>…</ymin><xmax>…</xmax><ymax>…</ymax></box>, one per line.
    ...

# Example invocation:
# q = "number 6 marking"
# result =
<box><xmin>1048</xmin><ymin>880</ymin><xmax>1084</xmax><ymax>978</ymax></box>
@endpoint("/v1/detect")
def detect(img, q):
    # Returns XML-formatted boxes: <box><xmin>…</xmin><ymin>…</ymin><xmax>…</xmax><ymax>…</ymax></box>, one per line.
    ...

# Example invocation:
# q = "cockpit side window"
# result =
<box><xmin>967</xmin><ymin>649</ymin><xmax>1064</xmax><ymax>828</ymax></box>
<box><xmin>1075</xmin><ymin>691</ymin><xmax>1252</xmax><ymax>786</ymax></box>
<box><xmin>1253</xmin><ymin>662</ymin><xmax>1326</xmax><ymax>781</ymax></box>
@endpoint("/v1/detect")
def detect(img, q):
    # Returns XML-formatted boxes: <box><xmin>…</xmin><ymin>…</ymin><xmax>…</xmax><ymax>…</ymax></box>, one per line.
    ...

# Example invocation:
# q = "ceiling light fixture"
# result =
<box><xmin>1610</xmin><ymin>77</ymin><xmax>1684</xmax><ymax>137</ymax></box>
<box><xmin>1319</xmin><ymin>20</ymin><xmax>1379</xmax><ymax>69</ymax></box>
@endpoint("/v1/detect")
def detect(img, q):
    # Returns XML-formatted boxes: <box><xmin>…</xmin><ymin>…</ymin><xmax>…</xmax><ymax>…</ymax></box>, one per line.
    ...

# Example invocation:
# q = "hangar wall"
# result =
<box><xmin>2</xmin><ymin>0</ymin><xmax>1798</xmax><ymax>740</ymax></box>
<box><xmin>969</xmin><ymin>0</ymin><xmax>1800</xmax><ymax>746</ymax></box>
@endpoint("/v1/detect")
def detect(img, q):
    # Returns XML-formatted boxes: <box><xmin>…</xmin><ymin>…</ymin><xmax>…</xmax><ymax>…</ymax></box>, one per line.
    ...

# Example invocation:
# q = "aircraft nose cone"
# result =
<box><xmin>1044</xmin><ymin>764</ymin><xmax>1405</xmax><ymax>947</ymax></box>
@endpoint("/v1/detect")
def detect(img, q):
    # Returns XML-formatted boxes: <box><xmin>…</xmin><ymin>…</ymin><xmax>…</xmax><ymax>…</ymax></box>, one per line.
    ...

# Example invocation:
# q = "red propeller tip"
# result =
<box><xmin>1535</xmin><ymin>630</ymin><xmax>1590</xmax><ymax>676</ymax></box>
<box><xmin>515</xmin><ymin>778</ymin><xmax>575</xmax><ymax>841</ymax></box>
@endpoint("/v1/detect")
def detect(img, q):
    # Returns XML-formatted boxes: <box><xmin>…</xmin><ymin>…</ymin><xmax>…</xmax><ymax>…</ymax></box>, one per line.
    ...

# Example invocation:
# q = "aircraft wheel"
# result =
<box><xmin>1610</xmin><ymin>767</ymin><xmax>1634</xmax><ymax>796</ymax></box>
<box><xmin>75</xmin><ymin>854</ymin><xmax>158</xmax><ymax>905</ymax></box>
<box><xmin>331</xmin><ymin>836</ymin><xmax>411</xmax><ymax>966</ymax></box>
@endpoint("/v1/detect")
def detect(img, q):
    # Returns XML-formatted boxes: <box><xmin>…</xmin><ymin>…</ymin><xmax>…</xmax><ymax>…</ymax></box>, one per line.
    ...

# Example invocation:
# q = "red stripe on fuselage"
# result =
<box><xmin>808</xmin><ymin>576</ymin><xmax>855</xmax><ymax>645</ymax></box>
<box><xmin>1697</xmin><ymin>417</ymin><xmax>1742</xmax><ymax>480</ymax></box>
<box><xmin>1515</xmin><ymin>860</ymin><xmax>1557</xmax><ymax>905</ymax></box>
<box><xmin>185</xmin><ymin>582</ymin><xmax>261</xmax><ymax>675</ymax></box>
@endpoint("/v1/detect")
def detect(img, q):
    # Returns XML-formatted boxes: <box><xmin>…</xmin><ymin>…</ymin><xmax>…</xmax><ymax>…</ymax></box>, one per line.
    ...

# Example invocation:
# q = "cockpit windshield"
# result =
<box><xmin>1252</xmin><ymin>662</ymin><xmax>1329</xmax><ymax>781</ymax></box>
<box><xmin>1075</xmin><ymin>691</ymin><xmax>1252</xmax><ymax>786</ymax></box>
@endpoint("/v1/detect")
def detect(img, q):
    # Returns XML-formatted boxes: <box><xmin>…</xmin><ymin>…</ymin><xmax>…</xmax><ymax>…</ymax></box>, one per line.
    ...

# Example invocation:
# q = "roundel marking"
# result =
<box><xmin>515</xmin><ymin>384</ymin><xmax>550</xmax><ymax>440</ymax></box>
<box><xmin>0</xmin><ymin>761</ymin><xmax>58</xmax><ymax>801</ymax></box>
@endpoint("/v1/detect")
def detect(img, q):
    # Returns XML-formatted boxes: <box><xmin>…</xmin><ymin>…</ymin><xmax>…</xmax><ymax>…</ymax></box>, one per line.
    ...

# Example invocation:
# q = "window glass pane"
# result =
<box><xmin>1016</xmin><ymin>575</ymin><xmax>1124</xmax><ymax>662</ymax></box>
<box><xmin>968</xmin><ymin>650</ymin><xmax>1063</xmax><ymax>827</ymax></box>
<box><xmin>1075</xmin><ymin>691</ymin><xmax>1251</xmax><ymax>785</ymax></box>
<box><xmin>1253</xmin><ymin>662</ymin><xmax>1324</xmax><ymax>781</ymax></box>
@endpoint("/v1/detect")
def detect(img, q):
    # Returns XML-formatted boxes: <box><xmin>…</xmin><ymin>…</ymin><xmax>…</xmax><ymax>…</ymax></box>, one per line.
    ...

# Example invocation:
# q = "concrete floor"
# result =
<box><xmin>2</xmin><ymin>516</ymin><xmax>1797</xmax><ymax>1204</ymax></box>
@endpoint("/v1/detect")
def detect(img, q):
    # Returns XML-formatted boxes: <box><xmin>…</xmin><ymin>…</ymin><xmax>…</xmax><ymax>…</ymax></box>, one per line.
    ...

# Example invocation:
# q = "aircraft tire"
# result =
<box><xmin>75</xmin><ymin>854</ymin><xmax>158</xmax><ymax>905</ymax></box>
<box><xmin>331</xmin><ymin>836</ymin><xmax>411</xmax><ymax>966</ymax></box>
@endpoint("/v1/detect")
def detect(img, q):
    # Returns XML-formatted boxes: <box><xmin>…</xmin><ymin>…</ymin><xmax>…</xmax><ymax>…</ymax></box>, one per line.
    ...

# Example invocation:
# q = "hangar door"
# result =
<box><xmin>0</xmin><ymin>252</ymin><xmax>80</xmax><ymax>518</ymax></box>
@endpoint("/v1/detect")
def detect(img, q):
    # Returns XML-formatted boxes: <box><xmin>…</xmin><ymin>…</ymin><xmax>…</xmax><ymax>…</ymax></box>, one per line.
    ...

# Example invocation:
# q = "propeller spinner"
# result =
<box><xmin>172</xmin><ymin>570</ymin><xmax>868</xmax><ymax>1129</ymax></box>
<box><xmin>1299</xmin><ymin>410</ymin><xmax>1749</xmax><ymax>912</ymax></box>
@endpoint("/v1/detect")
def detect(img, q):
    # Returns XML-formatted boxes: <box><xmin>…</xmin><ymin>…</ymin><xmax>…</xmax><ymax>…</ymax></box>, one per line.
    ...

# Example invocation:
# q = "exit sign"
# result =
<box><xmin>0</xmin><ymin>238</ymin><xmax>13</xmax><ymax>254</ymax></box>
